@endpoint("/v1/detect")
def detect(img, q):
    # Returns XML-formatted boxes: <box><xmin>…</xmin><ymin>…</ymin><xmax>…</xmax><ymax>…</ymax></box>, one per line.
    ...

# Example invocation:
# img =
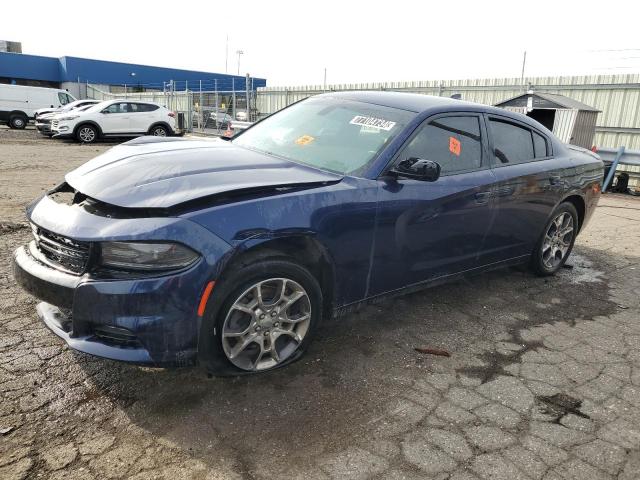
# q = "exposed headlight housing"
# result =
<box><xmin>59</xmin><ymin>115</ymin><xmax>79</xmax><ymax>121</ymax></box>
<box><xmin>99</xmin><ymin>242</ymin><xmax>199</xmax><ymax>271</ymax></box>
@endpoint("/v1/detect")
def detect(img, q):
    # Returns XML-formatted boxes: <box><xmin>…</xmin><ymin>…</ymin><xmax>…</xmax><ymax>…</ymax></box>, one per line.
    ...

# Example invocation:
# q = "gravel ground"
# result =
<box><xmin>1</xmin><ymin>127</ymin><xmax>640</xmax><ymax>479</ymax></box>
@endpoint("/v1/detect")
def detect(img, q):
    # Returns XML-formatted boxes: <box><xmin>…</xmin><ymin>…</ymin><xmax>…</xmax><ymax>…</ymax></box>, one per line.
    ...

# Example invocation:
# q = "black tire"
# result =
<box><xmin>75</xmin><ymin>124</ymin><xmax>98</xmax><ymax>144</ymax></box>
<box><xmin>530</xmin><ymin>202</ymin><xmax>579</xmax><ymax>276</ymax></box>
<box><xmin>199</xmin><ymin>258</ymin><xmax>322</xmax><ymax>376</ymax></box>
<box><xmin>9</xmin><ymin>114</ymin><xmax>27</xmax><ymax>129</ymax></box>
<box><xmin>149</xmin><ymin>124</ymin><xmax>169</xmax><ymax>136</ymax></box>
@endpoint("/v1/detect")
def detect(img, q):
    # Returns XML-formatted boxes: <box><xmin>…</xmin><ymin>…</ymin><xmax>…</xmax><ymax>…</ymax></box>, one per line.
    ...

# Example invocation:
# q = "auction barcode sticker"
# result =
<box><xmin>350</xmin><ymin>116</ymin><xmax>396</xmax><ymax>131</ymax></box>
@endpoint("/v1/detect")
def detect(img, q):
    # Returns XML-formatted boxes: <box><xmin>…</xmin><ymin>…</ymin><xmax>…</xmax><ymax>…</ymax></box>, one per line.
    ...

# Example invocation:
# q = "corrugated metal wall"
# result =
<box><xmin>553</xmin><ymin>110</ymin><xmax>577</xmax><ymax>145</ymax></box>
<box><xmin>571</xmin><ymin>110</ymin><xmax>599</xmax><ymax>148</ymax></box>
<box><xmin>257</xmin><ymin>74</ymin><xmax>640</xmax><ymax>149</ymax></box>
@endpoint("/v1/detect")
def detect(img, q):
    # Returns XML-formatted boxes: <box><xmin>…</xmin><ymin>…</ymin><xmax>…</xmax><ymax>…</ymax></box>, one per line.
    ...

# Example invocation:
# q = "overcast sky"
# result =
<box><xmin>3</xmin><ymin>0</ymin><xmax>640</xmax><ymax>86</ymax></box>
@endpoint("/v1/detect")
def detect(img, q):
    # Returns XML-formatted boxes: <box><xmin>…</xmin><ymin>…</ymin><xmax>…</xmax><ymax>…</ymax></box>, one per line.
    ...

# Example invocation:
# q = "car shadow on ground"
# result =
<box><xmin>72</xmin><ymin>244</ymin><xmax>623</xmax><ymax>473</ymax></box>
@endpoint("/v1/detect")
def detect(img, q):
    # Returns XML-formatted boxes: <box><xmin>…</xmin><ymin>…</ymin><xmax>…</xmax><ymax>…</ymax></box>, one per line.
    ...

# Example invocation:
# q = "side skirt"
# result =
<box><xmin>333</xmin><ymin>254</ymin><xmax>530</xmax><ymax>318</ymax></box>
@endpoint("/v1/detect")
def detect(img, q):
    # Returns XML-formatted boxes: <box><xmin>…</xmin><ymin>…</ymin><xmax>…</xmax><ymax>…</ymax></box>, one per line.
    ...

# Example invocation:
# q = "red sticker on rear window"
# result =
<box><xmin>449</xmin><ymin>137</ymin><xmax>461</xmax><ymax>156</ymax></box>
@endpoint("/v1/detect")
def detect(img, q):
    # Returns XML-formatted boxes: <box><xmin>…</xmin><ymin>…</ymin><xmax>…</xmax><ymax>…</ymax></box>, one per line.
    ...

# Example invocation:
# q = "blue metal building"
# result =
<box><xmin>0</xmin><ymin>52</ymin><xmax>266</xmax><ymax>93</ymax></box>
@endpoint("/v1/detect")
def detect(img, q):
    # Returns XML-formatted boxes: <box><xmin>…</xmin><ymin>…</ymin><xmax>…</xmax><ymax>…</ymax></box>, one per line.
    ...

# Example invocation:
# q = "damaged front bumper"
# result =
<box><xmin>12</xmin><ymin>193</ymin><xmax>232</xmax><ymax>367</ymax></box>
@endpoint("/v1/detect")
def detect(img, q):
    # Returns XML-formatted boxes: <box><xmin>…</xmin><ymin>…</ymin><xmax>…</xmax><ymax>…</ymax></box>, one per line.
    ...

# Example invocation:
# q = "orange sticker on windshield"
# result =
<box><xmin>295</xmin><ymin>135</ymin><xmax>315</xmax><ymax>146</ymax></box>
<box><xmin>449</xmin><ymin>137</ymin><xmax>461</xmax><ymax>156</ymax></box>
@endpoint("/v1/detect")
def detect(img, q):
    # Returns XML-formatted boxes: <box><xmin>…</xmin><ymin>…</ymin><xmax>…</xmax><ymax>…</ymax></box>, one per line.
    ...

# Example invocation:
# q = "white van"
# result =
<box><xmin>0</xmin><ymin>84</ymin><xmax>76</xmax><ymax>129</ymax></box>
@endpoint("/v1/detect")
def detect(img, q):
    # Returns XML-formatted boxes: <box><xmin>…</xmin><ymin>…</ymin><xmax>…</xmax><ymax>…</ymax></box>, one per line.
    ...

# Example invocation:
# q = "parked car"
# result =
<box><xmin>51</xmin><ymin>99</ymin><xmax>177</xmax><ymax>143</ymax></box>
<box><xmin>35</xmin><ymin>100</ymin><xmax>100</xmax><ymax>136</ymax></box>
<box><xmin>12</xmin><ymin>92</ymin><xmax>603</xmax><ymax>375</ymax></box>
<box><xmin>0</xmin><ymin>84</ymin><xmax>75</xmax><ymax>129</ymax></box>
<box><xmin>34</xmin><ymin>99</ymin><xmax>99</xmax><ymax>119</ymax></box>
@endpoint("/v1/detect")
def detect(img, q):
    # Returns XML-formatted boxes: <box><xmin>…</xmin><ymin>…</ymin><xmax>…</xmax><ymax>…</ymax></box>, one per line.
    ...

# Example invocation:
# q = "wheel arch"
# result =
<box><xmin>73</xmin><ymin>121</ymin><xmax>103</xmax><ymax>137</ymax></box>
<box><xmin>560</xmin><ymin>194</ymin><xmax>586</xmax><ymax>232</ymax></box>
<box><xmin>148</xmin><ymin>121</ymin><xmax>172</xmax><ymax>134</ymax></box>
<box><xmin>220</xmin><ymin>235</ymin><xmax>336</xmax><ymax>320</ymax></box>
<box><xmin>9</xmin><ymin>110</ymin><xmax>29</xmax><ymax>119</ymax></box>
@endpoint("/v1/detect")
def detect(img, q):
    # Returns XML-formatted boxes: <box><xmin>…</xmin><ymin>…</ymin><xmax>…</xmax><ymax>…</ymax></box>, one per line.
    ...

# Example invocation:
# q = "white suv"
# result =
<box><xmin>52</xmin><ymin>100</ymin><xmax>177</xmax><ymax>143</ymax></box>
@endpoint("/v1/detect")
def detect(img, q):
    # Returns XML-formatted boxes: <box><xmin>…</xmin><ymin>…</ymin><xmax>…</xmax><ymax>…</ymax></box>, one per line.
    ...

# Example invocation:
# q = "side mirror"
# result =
<box><xmin>101</xmin><ymin>110</ymin><xmax>110</xmax><ymax>114</ymax></box>
<box><xmin>391</xmin><ymin>158</ymin><xmax>441</xmax><ymax>182</ymax></box>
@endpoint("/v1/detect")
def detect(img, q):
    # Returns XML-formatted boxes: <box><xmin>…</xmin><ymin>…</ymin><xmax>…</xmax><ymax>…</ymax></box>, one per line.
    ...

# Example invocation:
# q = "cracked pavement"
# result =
<box><xmin>1</xmin><ymin>128</ymin><xmax>640</xmax><ymax>479</ymax></box>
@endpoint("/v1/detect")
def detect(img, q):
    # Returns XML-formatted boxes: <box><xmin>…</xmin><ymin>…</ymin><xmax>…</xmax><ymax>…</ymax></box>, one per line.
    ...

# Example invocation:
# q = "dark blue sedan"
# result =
<box><xmin>13</xmin><ymin>92</ymin><xmax>603</xmax><ymax>374</ymax></box>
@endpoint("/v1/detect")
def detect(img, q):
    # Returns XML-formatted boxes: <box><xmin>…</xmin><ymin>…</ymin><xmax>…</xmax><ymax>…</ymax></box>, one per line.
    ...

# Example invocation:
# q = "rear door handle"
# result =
<box><xmin>475</xmin><ymin>191</ymin><xmax>491</xmax><ymax>204</ymax></box>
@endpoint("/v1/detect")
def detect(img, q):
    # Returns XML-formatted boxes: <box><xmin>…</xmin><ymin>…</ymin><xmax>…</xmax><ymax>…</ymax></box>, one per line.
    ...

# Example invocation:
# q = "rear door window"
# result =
<box><xmin>489</xmin><ymin>119</ymin><xmax>535</xmax><ymax>165</ymax></box>
<box><xmin>399</xmin><ymin>115</ymin><xmax>483</xmax><ymax>175</ymax></box>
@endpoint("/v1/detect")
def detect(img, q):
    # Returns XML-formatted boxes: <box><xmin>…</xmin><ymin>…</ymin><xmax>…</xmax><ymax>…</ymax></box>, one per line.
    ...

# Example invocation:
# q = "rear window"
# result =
<box><xmin>490</xmin><ymin>119</ymin><xmax>535</xmax><ymax>165</ymax></box>
<box><xmin>134</xmin><ymin>103</ymin><xmax>159</xmax><ymax>112</ymax></box>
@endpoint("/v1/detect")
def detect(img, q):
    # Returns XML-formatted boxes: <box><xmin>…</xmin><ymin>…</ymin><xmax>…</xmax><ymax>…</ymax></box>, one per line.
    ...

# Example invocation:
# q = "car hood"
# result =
<box><xmin>35</xmin><ymin>108</ymin><xmax>58</xmax><ymax>117</ymax></box>
<box><xmin>65</xmin><ymin>138</ymin><xmax>343</xmax><ymax>209</ymax></box>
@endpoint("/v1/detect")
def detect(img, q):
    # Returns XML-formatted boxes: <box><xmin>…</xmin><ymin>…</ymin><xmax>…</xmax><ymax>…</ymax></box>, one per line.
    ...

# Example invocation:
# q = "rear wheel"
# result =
<box><xmin>76</xmin><ymin>124</ymin><xmax>98</xmax><ymax>144</ymax></box>
<box><xmin>530</xmin><ymin>202</ymin><xmax>578</xmax><ymax>276</ymax></box>
<box><xmin>149</xmin><ymin>124</ymin><xmax>168</xmax><ymax>136</ymax></box>
<box><xmin>199</xmin><ymin>259</ymin><xmax>322</xmax><ymax>376</ymax></box>
<box><xmin>9</xmin><ymin>114</ymin><xmax>27</xmax><ymax>129</ymax></box>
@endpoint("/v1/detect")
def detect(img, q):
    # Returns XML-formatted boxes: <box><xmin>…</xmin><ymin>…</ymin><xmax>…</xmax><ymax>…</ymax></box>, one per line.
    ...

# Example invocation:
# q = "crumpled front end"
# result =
<box><xmin>12</xmin><ymin>190</ymin><xmax>231</xmax><ymax>367</ymax></box>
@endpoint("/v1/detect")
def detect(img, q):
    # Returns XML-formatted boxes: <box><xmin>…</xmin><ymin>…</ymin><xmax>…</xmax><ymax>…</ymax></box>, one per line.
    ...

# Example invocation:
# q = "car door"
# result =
<box><xmin>100</xmin><ymin>102</ymin><xmax>131</xmax><ymax>134</ymax></box>
<box><xmin>482</xmin><ymin>115</ymin><xmax>573</xmax><ymax>263</ymax></box>
<box><xmin>129</xmin><ymin>103</ymin><xmax>157</xmax><ymax>133</ymax></box>
<box><xmin>369</xmin><ymin>113</ymin><xmax>498</xmax><ymax>296</ymax></box>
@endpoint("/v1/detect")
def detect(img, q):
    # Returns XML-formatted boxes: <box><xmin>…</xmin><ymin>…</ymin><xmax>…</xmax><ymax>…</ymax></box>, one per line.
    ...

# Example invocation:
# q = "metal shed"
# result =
<box><xmin>494</xmin><ymin>91</ymin><xmax>600</xmax><ymax>149</ymax></box>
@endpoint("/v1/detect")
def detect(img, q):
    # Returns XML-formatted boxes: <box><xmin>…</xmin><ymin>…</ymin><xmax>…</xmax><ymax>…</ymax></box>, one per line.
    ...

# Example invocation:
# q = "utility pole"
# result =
<box><xmin>236</xmin><ymin>50</ymin><xmax>244</xmax><ymax>76</ymax></box>
<box><xmin>520</xmin><ymin>50</ymin><xmax>527</xmax><ymax>88</ymax></box>
<box><xmin>246</xmin><ymin>73</ymin><xmax>250</xmax><ymax>121</ymax></box>
<box><xmin>323</xmin><ymin>68</ymin><xmax>327</xmax><ymax>91</ymax></box>
<box><xmin>225</xmin><ymin>35</ymin><xmax>229</xmax><ymax>73</ymax></box>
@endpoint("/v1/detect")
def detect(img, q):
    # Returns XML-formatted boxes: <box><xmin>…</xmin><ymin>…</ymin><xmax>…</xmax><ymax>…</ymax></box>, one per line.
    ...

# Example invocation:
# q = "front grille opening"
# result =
<box><xmin>92</xmin><ymin>325</ymin><xmax>141</xmax><ymax>348</ymax></box>
<box><xmin>32</xmin><ymin>225</ymin><xmax>90</xmax><ymax>275</ymax></box>
<box><xmin>47</xmin><ymin>182</ymin><xmax>87</xmax><ymax>207</ymax></box>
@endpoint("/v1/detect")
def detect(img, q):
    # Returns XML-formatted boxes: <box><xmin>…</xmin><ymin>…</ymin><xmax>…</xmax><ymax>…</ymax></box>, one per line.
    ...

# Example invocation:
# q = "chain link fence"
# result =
<box><xmin>87</xmin><ymin>82</ymin><xmax>258</xmax><ymax>136</ymax></box>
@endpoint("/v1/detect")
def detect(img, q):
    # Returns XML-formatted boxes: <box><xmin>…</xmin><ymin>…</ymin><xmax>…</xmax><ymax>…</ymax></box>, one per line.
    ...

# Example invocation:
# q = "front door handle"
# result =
<box><xmin>549</xmin><ymin>175</ymin><xmax>562</xmax><ymax>185</ymax></box>
<box><xmin>475</xmin><ymin>191</ymin><xmax>491</xmax><ymax>204</ymax></box>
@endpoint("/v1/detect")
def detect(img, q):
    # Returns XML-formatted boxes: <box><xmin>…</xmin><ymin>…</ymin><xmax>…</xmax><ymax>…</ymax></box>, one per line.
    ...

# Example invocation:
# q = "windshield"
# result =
<box><xmin>233</xmin><ymin>97</ymin><xmax>415</xmax><ymax>175</ymax></box>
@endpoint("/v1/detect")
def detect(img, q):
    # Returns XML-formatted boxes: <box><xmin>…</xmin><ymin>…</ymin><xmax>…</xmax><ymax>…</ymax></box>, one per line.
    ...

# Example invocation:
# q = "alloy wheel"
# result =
<box><xmin>78</xmin><ymin>127</ymin><xmax>96</xmax><ymax>142</ymax></box>
<box><xmin>221</xmin><ymin>278</ymin><xmax>311</xmax><ymax>371</ymax></box>
<box><xmin>541</xmin><ymin>212</ymin><xmax>574</xmax><ymax>270</ymax></box>
<box><xmin>152</xmin><ymin>127</ymin><xmax>167</xmax><ymax>136</ymax></box>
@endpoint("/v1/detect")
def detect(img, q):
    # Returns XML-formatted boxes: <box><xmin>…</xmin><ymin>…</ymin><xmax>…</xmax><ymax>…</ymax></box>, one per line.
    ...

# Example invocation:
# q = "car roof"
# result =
<box><xmin>316</xmin><ymin>90</ymin><xmax>554</xmax><ymax>134</ymax></box>
<box><xmin>103</xmin><ymin>99</ymin><xmax>161</xmax><ymax>106</ymax></box>
<box><xmin>316</xmin><ymin>91</ymin><xmax>482</xmax><ymax>113</ymax></box>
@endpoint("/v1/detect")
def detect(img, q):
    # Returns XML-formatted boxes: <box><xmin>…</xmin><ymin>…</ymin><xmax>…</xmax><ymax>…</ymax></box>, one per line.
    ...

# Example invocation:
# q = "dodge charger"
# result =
<box><xmin>12</xmin><ymin>92</ymin><xmax>604</xmax><ymax>374</ymax></box>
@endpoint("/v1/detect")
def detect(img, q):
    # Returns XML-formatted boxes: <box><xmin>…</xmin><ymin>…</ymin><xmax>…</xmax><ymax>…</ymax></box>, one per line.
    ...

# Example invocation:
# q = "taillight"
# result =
<box><xmin>591</xmin><ymin>145</ymin><xmax>597</xmax><ymax>153</ymax></box>
<box><xmin>168</xmin><ymin>112</ymin><xmax>175</xmax><ymax>118</ymax></box>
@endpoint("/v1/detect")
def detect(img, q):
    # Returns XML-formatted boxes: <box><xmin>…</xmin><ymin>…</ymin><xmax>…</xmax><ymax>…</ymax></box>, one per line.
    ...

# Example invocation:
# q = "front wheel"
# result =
<box><xmin>530</xmin><ymin>202</ymin><xmax>578</xmax><ymax>276</ymax></box>
<box><xmin>9</xmin><ymin>114</ymin><xmax>27</xmax><ymax>129</ymax></box>
<box><xmin>199</xmin><ymin>259</ymin><xmax>322</xmax><ymax>376</ymax></box>
<box><xmin>76</xmin><ymin>124</ymin><xmax>98</xmax><ymax>143</ymax></box>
